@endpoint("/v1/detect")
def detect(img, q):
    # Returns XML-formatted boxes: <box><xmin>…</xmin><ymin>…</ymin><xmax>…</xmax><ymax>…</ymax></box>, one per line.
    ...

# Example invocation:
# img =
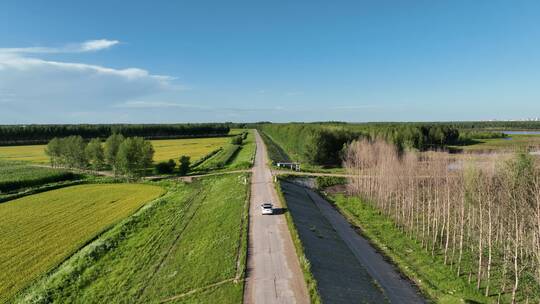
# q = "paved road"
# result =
<box><xmin>304</xmin><ymin>188</ymin><xmax>425</xmax><ymax>304</ymax></box>
<box><xmin>243</xmin><ymin>130</ymin><xmax>309</xmax><ymax>304</ymax></box>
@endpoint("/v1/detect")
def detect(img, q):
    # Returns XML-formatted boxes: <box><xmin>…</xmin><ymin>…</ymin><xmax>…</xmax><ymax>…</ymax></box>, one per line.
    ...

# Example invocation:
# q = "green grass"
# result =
<box><xmin>329</xmin><ymin>194</ymin><xmax>492</xmax><ymax>304</ymax></box>
<box><xmin>17</xmin><ymin>174</ymin><xmax>250</xmax><ymax>303</ymax></box>
<box><xmin>259</xmin><ymin>131</ymin><xmax>291</xmax><ymax>164</ymax></box>
<box><xmin>227</xmin><ymin>129</ymin><xmax>255</xmax><ymax>169</ymax></box>
<box><xmin>450</xmin><ymin>134</ymin><xmax>540</xmax><ymax>152</ymax></box>
<box><xmin>151</xmin><ymin>137</ymin><xmax>231</xmax><ymax>163</ymax></box>
<box><xmin>0</xmin><ymin>184</ymin><xmax>165</xmax><ymax>302</ymax></box>
<box><xmin>196</xmin><ymin>144</ymin><xmax>241</xmax><ymax>169</ymax></box>
<box><xmin>193</xmin><ymin>130</ymin><xmax>255</xmax><ymax>172</ymax></box>
<box><xmin>0</xmin><ymin>145</ymin><xmax>50</xmax><ymax>163</ymax></box>
<box><xmin>260</xmin><ymin>131</ymin><xmax>346</xmax><ymax>173</ymax></box>
<box><xmin>0</xmin><ymin>161</ymin><xmax>77</xmax><ymax>193</ymax></box>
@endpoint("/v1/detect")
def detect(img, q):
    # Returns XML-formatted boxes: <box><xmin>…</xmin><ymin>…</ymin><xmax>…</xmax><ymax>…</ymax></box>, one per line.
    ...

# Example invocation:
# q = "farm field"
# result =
<box><xmin>0</xmin><ymin>144</ymin><xmax>49</xmax><ymax>163</ymax></box>
<box><xmin>18</xmin><ymin>174</ymin><xmax>250</xmax><ymax>303</ymax></box>
<box><xmin>0</xmin><ymin>161</ymin><xmax>76</xmax><ymax>193</ymax></box>
<box><xmin>0</xmin><ymin>184</ymin><xmax>165</xmax><ymax>302</ymax></box>
<box><xmin>0</xmin><ymin>134</ymin><xmax>242</xmax><ymax>164</ymax></box>
<box><xmin>151</xmin><ymin>137</ymin><xmax>232</xmax><ymax>162</ymax></box>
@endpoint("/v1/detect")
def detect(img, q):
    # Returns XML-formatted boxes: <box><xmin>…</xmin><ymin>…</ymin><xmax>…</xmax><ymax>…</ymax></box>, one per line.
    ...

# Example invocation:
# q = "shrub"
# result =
<box><xmin>178</xmin><ymin>156</ymin><xmax>190</xmax><ymax>176</ymax></box>
<box><xmin>154</xmin><ymin>159</ymin><xmax>176</xmax><ymax>174</ymax></box>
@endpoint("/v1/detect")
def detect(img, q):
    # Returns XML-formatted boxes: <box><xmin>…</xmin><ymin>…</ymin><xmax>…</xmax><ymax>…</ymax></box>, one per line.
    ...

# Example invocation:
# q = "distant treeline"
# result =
<box><xmin>446</xmin><ymin>121</ymin><xmax>540</xmax><ymax>130</ymax></box>
<box><xmin>0</xmin><ymin>124</ymin><xmax>230</xmax><ymax>146</ymax></box>
<box><xmin>345</xmin><ymin>123</ymin><xmax>459</xmax><ymax>150</ymax></box>
<box><xmin>259</xmin><ymin>123</ymin><xmax>460</xmax><ymax>166</ymax></box>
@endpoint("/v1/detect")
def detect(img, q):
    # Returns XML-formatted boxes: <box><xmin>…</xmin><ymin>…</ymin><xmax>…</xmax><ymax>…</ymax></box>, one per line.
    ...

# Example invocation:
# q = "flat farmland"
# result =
<box><xmin>0</xmin><ymin>161</ymin><xmax>76</xmax><ymax>193</ymax></box>
<box><xmin>0</xmin><ymin>136</ymin><xmax>236</xmax><ymax>164</ymax></box>
<box><xmin>0</xmin><ymin>184</ymin><xmax>165</xmax><ymax>302</ymax></box>
<box><xmin>19</xmin><ymin>174</ymin><xmax>250</xmax><ymax>303</ymax></box>
<box><xmin>0</xmin><ymin>144</ymin><xmax>49</xmax><ymax>163</ymax></box>
<box><xmin>151</xmin><ymin>137</ymin><xmax>230</xmax><ymax>162</ymax></box>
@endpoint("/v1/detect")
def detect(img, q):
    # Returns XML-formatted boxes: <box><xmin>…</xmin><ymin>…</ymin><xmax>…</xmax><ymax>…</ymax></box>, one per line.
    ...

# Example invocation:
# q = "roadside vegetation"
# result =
<box><xmin>341</xmin><ymin>139</ymin><xmax>540</xmax><ymax>303</ymax></box>
<box><xmin>192</xmin><ymin>130</ymin><xmax>255</xmax><ymax>172</ymax></box>
<box><xmin>0</xmin><ymin>184</ymin><xmax>165</xmax><ymax>302</ymax></box>
<box><xmin>16</xmin><ymin>174</ymin><xmax>249</xmax><ymax>304</ymax></box>
<box><xmin>258</xmin><ymin>123</ymin><xmax>461</xmax><ymax>170</ymax></box>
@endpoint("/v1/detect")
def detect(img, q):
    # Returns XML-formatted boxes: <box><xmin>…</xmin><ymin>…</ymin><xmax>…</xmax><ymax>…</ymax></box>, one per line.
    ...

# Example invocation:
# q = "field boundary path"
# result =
<box><xmin>243</xmin><ymin>130</ymin><xmax>309</xmax><ymax>304</ymax></box>
<box><xmin>303</xmin><ymin>186</ymin><xmax>425</xmax><ymax>304</ymax></box>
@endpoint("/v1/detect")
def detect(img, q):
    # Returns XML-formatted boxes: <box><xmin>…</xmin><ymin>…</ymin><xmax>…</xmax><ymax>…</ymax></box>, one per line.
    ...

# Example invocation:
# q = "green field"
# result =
<box><xmin>18</xmin><ymin>174</ymin><xmax>249</xmax><ymax>303</ymax></box>
<box><xmin>0</xmin><ymin>145</ymin><xmax>50</xmax><ymax>163</ymax></box>
<box><xmin>451</xmin><ymin>134</ymin><xmax>540</xmax><ymax>152</ymax></box>
<box><xmin>0</xmin><ymin>137</ymin><xmax>232</xmax><ymax>164</ymax></box>
<box><xmin>151</xmin><ymin>137</ymin><xmax>232</xmax><ymax>162</ymax></box>
<box><xmin>0</xmin><ymin>161</ymin><xmax>77</xmax><ymax>193</ymax></box>
<box><xmin>0</xmin><ymin>131</ymin><xmax>252</xmax><ymax>166</ymax></box>
<box><xmin>0</xmin><ymin>184</ymin><xmax>165</xmax><ymax>302</ymax></box>
<box><xmin>192</xmin><ymin>130</ymin><xmax>255</xmax><ymax>172</ymax></box>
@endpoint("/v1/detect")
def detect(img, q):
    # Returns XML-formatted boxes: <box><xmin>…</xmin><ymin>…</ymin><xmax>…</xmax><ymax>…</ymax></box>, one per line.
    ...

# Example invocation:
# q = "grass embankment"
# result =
<box><xmin>18</xmin><ymin>174</ymin><xmax>250</xmax><ymax>303</ymax></box>
<box><xmin>194</xmin><ymin>130</ymin><xmax>255</xmax><ymax>172</ymax></box>
<box><xmin>0</xmin><ymin>184</ymin><xmax>165</xmax><ymax>302</ymax></box>
<box><xmin>0</xmin><ymin>161</ymin><xmax>77</xmax><ymax>193</ymax></box>
<box><xmin>329</xmin><ymin>194</ymin><xmax>492</xmax><ymax>304</ymax></box>
<box><xmin>259</xmin><ymin>131</ymin><xmax>345</xmax><ymax>174</ymax></box>
<box><xmin>273</xmin><ymin>177</ymin><xmax>322</xmax><ymax>304</ymax></box>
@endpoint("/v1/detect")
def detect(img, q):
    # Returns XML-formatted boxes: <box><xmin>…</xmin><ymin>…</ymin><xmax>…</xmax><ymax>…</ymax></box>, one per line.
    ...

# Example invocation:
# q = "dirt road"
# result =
<box><xmin>243</xmin><ymin>131</ymin><xmax>309</xmax><ymax>304</ymax></box>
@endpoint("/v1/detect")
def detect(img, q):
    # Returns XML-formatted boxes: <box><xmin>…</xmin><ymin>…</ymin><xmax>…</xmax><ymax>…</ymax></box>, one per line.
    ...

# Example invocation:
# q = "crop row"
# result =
<box><xmin>0</xmin><ymin>162</ymin><xmax>77</xmax><ymax>193</ymax></box>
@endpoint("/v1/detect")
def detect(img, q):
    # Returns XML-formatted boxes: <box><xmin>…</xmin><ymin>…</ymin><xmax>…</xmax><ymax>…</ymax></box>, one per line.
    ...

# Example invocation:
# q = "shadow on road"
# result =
<box><xmin>272</xmin><ymin>207</ymin><xmax>288</xmax><ymax>215</ymax></box>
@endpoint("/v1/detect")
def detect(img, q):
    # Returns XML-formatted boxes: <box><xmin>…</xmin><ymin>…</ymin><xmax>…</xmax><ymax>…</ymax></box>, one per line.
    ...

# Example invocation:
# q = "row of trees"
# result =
<box><xmin>260</xmin><ymin>123</ymin><xmax>461</xmax><ymax>166</ymax></box>
<box><xmin>45</xmin><ymin>134</ymin><xmax>154</xmax><ymax>177</ymax></box>
<box><xmin>259</xmin><ymin>124</ymin><xmax>360</xmax><ymax>166</ymax></box>
<box><xmin>0</xmin><ymin>124</ymin><xmax>230</xmax><ymax>145</ymax></box>
<box><xmin>347</xmin><ymin>123</ymin><xmax>460</xmax><ymax>151</ymax></box>
<box><xmin>344</xmin><ymin>140</ymin><xmax>540</xmax><ymax>303</ymax></box>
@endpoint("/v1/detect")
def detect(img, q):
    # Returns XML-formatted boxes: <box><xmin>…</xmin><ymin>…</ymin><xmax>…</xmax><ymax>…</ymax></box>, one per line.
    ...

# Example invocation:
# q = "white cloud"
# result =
<box><xmin>0</xmin><ymin>40</ymin><xmax>178</xmax><ymax>123</ymax></box>
<box><xmin>79</xmin><ymin>39</ymin><xmax>120</xmax><ymax>52</ymax></box>
<box><xmin>0</xmin><ymin>39</ymin><xmax>120</xmax><ymax>54</ymax></box>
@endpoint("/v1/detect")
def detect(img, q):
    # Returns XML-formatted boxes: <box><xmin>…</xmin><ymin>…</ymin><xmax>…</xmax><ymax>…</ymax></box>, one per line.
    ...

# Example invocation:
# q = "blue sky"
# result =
<box><xmin>1</xmin><ymin>0</ymin><xmax>540</xmax><ymax>123</ymax></box>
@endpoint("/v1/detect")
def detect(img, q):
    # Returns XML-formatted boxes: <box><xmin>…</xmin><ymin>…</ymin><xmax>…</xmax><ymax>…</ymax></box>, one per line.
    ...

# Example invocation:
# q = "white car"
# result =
<box><xmin>261</xmin><ymin>203</ymin><xmax>273</xmax><ymax>215</ymax></box>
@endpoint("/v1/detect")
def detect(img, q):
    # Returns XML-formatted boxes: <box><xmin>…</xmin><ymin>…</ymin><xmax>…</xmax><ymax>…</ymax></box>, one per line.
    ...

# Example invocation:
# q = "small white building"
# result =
<box><xmin>276</xmin><ymin>162</ymin><xmax>300</xmax><ymax>171</ymax></box>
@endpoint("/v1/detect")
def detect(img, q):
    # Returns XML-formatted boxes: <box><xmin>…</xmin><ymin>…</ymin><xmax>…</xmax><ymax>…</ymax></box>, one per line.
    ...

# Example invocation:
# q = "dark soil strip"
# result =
<box><xmin>280</xmin><ymin>180</ymin><xmax>388</xmax><ymax>304</ymax></box>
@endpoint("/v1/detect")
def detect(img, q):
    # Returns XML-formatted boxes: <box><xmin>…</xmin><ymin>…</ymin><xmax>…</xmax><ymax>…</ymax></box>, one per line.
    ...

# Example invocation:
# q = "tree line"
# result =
<box><xmin>259</xmin><ymin>123</ymin><xmax>460</xmax><ymax>166</ymax></box>
<box><xmin>0</xmin><ymin>124</ymin><xmax>230</xmax><ymax>145</ymax></box>
<box><xmin>45</xmin><ymin>134</ymin><xmax>154</xmax><ymax>177</ymax></box>
<box><xmin>344</xmin><ymin>140</ymin><xmax>540</xmax><ymax>303</ymax></box>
